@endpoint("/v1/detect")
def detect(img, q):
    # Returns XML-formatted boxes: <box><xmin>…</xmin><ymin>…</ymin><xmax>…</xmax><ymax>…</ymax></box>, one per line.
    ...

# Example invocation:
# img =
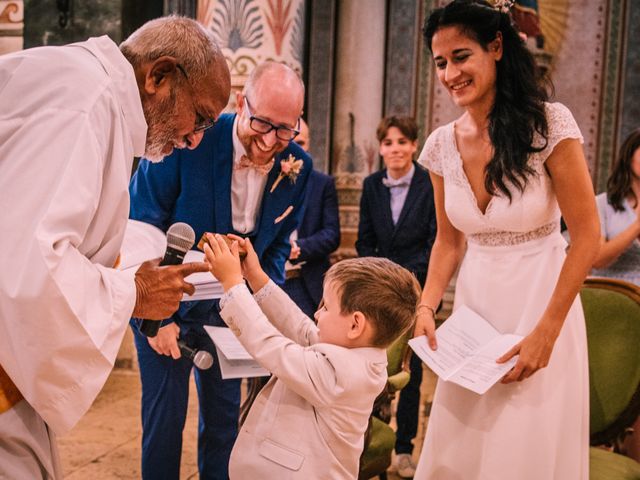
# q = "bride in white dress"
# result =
<box><xmin>413</xmin><ymin>1</ymin><xmax>600</xmax><ymax>479</ymax></box>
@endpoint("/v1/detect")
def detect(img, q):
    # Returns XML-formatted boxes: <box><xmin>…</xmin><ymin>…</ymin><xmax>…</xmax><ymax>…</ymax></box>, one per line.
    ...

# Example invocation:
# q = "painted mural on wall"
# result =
<box><xmin>0</xmin><ymin>0</ymin><xmax>23</xmax><ymax>55</ymax></box>
<box><xmin>197</xmin><ymin>0</ymin><xmax>305</xmax><ymax>105</ymax></box>
<box><xmin>427</xmin><ymin>0</ymin><xmax>609</xmax><ymax>184</ymax></box>
<box><xmin>523</xmin><ymin>0</ymin><xmax>569</xmax><ymax>59</ymax></box>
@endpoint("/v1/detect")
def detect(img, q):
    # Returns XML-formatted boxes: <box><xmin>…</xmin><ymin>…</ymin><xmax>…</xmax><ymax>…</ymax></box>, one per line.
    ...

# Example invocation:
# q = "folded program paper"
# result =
<box><xmin>410</xmin><ymin>305</ymin><xmax>523</xmax><ymax>395</ymax></box>
<box><xmin>204</xmin><ymin>326</ymin><xmax>269</xmax><ymax>379</ymax></box>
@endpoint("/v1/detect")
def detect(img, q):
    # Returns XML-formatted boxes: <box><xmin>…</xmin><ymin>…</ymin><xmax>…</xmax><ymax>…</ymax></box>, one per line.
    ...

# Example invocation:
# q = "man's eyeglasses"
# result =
<box><xmin>243</xmin><ymin>96</ymin><xmax>300</xmax><ymax>141</ymax></box>
<box><xmin>176</xmin><ymin>64</ymin><xmax>216</xmax><ymax>133</ymax></box>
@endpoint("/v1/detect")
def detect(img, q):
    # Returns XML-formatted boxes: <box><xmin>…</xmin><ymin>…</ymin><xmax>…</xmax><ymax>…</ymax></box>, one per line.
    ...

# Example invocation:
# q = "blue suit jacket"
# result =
<box><xmin>355</xmin><ymin>162</ymin><xmax>436</xmax><ymax>284</ymax></box>
<box><xmin>292</xmin><ymin>170</ymin><xmax>340</xmax><ymax>305</ymax></box>
<box><xmin>129</xmin><ymin>113</ymin><xmax>312</xmax><ymax>325</ymax></box>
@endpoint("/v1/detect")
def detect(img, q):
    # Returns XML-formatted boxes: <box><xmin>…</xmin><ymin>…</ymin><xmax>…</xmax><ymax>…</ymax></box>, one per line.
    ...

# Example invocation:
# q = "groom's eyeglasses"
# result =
<box><xmin>243</xmin><ymin>96</ymin><xmax>300</xmax><ymax>141</ymax></box>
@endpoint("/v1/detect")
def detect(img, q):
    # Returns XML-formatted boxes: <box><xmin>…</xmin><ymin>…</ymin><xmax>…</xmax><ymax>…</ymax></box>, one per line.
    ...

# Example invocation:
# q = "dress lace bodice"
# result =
<box><xmin>418</xmin><ymin>102</ymin><xmax>583</xmax><ymax>246</ymax></box>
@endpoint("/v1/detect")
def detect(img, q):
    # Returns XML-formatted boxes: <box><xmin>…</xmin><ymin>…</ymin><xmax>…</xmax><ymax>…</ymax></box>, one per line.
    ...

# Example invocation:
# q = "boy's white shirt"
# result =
<box><xmin>219</xmin><ymin>281</ymin><xmax>388</xmax><ymax>479</ymax></box>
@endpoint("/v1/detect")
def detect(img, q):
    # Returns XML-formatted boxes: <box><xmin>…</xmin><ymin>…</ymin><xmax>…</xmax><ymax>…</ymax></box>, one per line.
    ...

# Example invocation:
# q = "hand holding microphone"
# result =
<box><xmin>146</xmin><ymin>325</ymin><xmax>214</xmax><ymax>370</ymax></box>
<box><xmin>132</xmin><ymin>223</ymin><xmax>209</xmax><ymax>335</ymax></box>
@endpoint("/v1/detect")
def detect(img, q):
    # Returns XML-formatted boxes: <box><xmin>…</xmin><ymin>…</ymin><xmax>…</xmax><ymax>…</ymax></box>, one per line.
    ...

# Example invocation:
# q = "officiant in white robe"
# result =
<box><xmin>0</xmin><ymin>17</ymin><xmax>230</xmax><ymax>479</ymax></box>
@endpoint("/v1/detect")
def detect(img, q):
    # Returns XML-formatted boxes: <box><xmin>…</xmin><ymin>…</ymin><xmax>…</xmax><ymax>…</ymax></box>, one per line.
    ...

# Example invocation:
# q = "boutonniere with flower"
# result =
<box><xmin>270</xmin><ymin>154</ymin><xmax>304</xmax><ymax>193</ymax></box>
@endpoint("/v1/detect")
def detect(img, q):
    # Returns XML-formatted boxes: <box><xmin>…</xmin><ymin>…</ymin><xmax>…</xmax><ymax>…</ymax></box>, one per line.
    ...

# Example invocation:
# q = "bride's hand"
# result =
<box><xmin>497</xmin><ymin>324</ymin><xmax>559</xmax><ymax>383</ymax></box>
<box><xmin>414</xmin><ymin>305</ymin><xmax>437</xmax><ymax>350</ymax></box>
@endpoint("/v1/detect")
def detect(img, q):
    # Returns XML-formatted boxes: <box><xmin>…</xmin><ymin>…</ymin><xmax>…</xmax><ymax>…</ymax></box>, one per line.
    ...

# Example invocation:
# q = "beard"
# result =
<box><xmin>142</xmin><ymin>88</ymin><xmax>179</xmax><ymax>163</ymax></box>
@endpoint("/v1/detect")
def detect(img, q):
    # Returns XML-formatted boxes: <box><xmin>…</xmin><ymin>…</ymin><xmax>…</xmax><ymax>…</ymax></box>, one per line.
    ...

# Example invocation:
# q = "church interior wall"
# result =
<box><xmin>2</xmin><ymin>0</ymin><xmax>638</xmax><ymax>254</ymax></box>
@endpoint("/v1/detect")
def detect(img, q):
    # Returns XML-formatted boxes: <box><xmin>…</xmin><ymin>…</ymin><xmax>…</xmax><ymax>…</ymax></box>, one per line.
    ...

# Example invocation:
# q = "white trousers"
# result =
<box><xmin>0</xmin><ymin>400</ymin><xmax>61</xmax><ymax>479</ymax></box>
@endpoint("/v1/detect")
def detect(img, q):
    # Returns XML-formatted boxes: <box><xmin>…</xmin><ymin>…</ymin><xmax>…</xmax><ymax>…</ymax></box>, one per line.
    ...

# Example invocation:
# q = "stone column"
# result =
<box><xmin>331</xmin><ymin>0</ymin><xmax>386</xmax><ymax>258</ymax></box>
<box><xmin>165</xmin><ymin>0</ymin><xmax>196</xmax><ymax>17</ymax></box>
<box><xmin>306</xmin><ymin>0</ymin><xmax>337</xmax><ymax>173</ymax></box>
<box><xmin>122</xmin><ymin>0</ymin><xmax>163</xmax><ymax>39</ymax></box>
<box><xmin>23</xmin><ymin>0</ymin><xmax>123</xmax><ymax>48</ymax></box>
<box><xmin>384</xmin><ymin>0</ymin><xmax>421</xmax><ymax>117</ymax></box>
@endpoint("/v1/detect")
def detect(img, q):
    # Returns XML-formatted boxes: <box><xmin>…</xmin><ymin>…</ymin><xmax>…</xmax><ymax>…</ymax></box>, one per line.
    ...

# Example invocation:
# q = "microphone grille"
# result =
<box><xmin>193</xmin><ymin>350</ymin><xmax>214</xmax><ymax>370</ymax></box>
<box><xmin>166</xmin><ymin>222</ymin><xmax>196</xmax><ymax>253</ymax></box>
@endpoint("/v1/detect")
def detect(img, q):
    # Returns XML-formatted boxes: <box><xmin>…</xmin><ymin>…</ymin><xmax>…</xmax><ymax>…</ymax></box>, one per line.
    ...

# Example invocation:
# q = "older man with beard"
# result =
<box><xmin>129</xmin><ymin>61</ymin><xmax>312</xmax><ymax>480</ymax></box>
<box><xmin>0</xmin><ymin>16</ymin><xmax>230</xmax><ymax>479</ymax></box>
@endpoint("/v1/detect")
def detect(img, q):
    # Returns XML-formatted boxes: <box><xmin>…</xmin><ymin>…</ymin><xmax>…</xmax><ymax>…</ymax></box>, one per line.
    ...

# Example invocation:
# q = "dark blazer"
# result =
<box><xmin>293</xmin><ymin>170</ymin><xmax>340</xmax><ymax>305</ymax></box>
<box><xmin>129</xmin><ymin>113</ymin><xmax>312</xmax><ymax>324</ymax></box>
<box><xmin>356</xmin><ymin>162</ymin><xmax>436</xmax><ymax>284</ymax></box>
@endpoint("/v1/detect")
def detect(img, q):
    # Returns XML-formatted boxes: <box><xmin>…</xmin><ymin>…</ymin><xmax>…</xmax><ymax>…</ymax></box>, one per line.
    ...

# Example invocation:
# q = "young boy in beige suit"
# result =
<box><xmin>203</xmin><ymin>233</ymin><xmax>420</xmax><ymax>479</ymax></box>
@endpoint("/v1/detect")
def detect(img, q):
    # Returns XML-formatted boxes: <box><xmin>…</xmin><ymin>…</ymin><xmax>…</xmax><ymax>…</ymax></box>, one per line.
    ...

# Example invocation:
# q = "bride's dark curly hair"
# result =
<box><xmin>423</xmin><ymin>0</ymin><xmax>550</xmax><ymax>200</ymax></box>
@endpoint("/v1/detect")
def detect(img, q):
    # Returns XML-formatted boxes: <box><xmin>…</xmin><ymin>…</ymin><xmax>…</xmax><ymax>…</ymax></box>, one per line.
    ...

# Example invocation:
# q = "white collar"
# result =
<box><xmin>386</xmin><ymin>163</ymin><xmax>416</xmax><ymax>183</ymax></box>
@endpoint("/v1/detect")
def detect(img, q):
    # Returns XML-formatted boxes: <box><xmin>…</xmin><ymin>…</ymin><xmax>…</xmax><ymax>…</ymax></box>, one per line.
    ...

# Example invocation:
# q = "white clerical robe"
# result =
<box><xmin>0</xmin><ymin>36</ymin><xmax>147</xmax><ymax>434</ymax></box>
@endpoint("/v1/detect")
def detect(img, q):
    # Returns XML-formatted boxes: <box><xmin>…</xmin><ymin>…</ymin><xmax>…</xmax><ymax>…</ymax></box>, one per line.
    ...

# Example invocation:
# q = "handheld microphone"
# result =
<box><xmin>139</xmin><ymin>222</ymin><xmax>196</xmax><ymax>337</ymax></box>
<box><xmin>178</xmin><ymin>340</ymin><xmax>214</xmax><ymax>370</ymax></box>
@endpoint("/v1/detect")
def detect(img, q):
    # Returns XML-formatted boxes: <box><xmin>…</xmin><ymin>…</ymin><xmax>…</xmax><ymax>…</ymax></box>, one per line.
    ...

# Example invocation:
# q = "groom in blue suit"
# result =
<box><xmin>129</xmin><ymin>62</ymin><xmax>311</xmax><ymax>480</ymax></box>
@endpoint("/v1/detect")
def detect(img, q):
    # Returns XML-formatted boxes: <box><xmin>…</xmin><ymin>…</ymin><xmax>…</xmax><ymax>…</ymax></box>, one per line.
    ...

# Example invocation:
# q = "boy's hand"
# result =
<box><xmin>203</xmin><ymin>233</ymin><xmax>244</xmax><ymax>291</ymax></box>
<box><xmin>227</xmin><ymin>234</ymin><xmax>269</xmax><ymax>292</ymax></box>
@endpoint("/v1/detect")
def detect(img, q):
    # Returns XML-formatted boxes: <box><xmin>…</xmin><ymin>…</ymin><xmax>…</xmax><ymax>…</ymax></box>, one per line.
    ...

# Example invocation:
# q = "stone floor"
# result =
<box><xmin>58</xmin><ymin>366</ymin><xmax>437</xmax><ymax>479</ymax></box>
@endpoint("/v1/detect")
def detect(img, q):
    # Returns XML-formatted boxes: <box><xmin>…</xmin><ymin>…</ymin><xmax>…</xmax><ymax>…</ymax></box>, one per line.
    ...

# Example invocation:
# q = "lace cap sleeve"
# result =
<box><xmin>418</xmin><ymin>126</ymin><xmax>448</xmax><ymax>176</ymax></box>
<box><xmin>541</xmin><ymin>102</ymin><xmax>584</xmax><ymax>159</ymax></box>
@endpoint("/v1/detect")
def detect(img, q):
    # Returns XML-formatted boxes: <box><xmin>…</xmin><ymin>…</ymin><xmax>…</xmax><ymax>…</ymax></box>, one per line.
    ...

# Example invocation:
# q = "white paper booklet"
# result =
<box><xmin>117</xmin><ymin>221</ymin><xmax>222</xmax><ymax>300</ymax></box>
<box><xmin>204</xmin><ymin>326</ymin><xmax>269</xmax><ymax>379</ymax></box>
<box><xmin>409</xmin><ymin>305</ymin><xmax>523</xmax><ymax>395</ymax></box>
<box><xmin>117</xmin><ymin>220</ymin><xmax>223</xmax><ymax>301</ymax></box>
<box><xmin>181</xmin><ymin>250</ymin><xmax>224</xmax><ymax>301</ymax></box>
<box><xmin>117</xmin><ymin>219</ymin><xmax>167</xmax><ymax>271</ymax></box>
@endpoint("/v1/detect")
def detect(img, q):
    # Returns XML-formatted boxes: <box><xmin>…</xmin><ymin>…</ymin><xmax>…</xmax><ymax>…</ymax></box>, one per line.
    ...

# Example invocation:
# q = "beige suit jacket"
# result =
<box><xmin>220</xmin><ymin>282</ymin><xmax>387</xmax><ymax>479</ymax></box>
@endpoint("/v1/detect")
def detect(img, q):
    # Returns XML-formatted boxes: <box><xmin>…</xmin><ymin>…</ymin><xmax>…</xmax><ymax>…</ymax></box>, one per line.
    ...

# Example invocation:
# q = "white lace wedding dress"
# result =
<box><xmin>414</xmin><ymin>102</ymin><xmax>589</xmax><ymax>480</ymax></box>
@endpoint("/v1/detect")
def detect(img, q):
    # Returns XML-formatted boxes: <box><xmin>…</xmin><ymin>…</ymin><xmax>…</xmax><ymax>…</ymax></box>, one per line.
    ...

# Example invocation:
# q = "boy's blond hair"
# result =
<box><xmin>324</xmin><ymin>257</ymin><xmax>421</xmax><ymax>347</ymax></box>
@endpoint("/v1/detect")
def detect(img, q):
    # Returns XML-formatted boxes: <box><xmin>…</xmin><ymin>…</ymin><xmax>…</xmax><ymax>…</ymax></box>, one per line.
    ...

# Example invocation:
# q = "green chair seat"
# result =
<box><xmin>388</xmin><ymin>370</ymin><xmax>410</xmax><ymax>392</ymax></box>
<box><xmin>581</xmin><ymin>283</ymin><xmax>640</xmax><ymax>443</ymax></box>
<box><xmin>590</xmin><ymin>447</ymin><xmax>640</xmax><ymax>480</ymax></box>
<box><xmin>581</xmin><ymin>278</ymin><xmax>640</xmax><ymax>478</ymax></box>
<box><xmin>386</xmin><ymin>330</ymin><xmax>411</xmax><ymax>377</ymax></box>
<box><xmin>359</xmin><ymin>417</ymin><xmax>396</xmax><ymax>480</ymax></box>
